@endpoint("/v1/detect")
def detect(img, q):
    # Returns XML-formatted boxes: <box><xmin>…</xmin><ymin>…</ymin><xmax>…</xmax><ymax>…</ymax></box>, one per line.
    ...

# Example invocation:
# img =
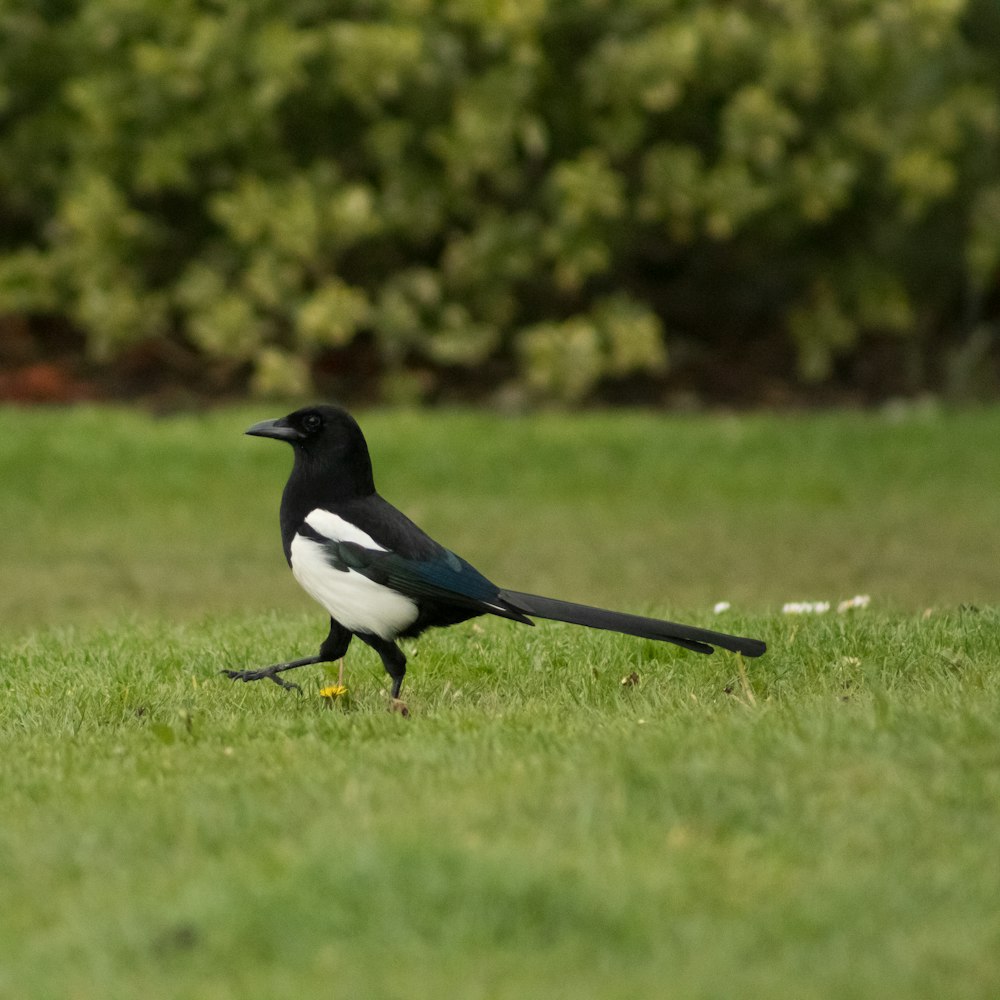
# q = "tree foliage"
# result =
<box><xmin>1</xmin><ymin>0</ymin><xmax>997</xmax><ymax>400</ymax></box>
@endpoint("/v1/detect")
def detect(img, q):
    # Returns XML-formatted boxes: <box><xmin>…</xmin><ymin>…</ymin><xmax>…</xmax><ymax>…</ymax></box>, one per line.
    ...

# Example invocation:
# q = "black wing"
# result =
<box><xmin>300</xmin><ymin>525</ymin><xmax>533</xmax><ymax>625</ymax></box>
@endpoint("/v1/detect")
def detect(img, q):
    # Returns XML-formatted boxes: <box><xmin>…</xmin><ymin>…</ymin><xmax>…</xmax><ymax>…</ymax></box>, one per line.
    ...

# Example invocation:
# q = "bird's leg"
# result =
<box><xmin>224</xmin><ymin>619</ymin><xmax>353</xmax><ymax>696</ymax></box>
<box><xmin>357</xmin><ymin>635</ymin><xmax>409</xmax><ymax>716</ymax></box>
<box><xmin>222</xmin><ymin>655</ymin><xmax>319</xmax><ymax>692</ymax></box>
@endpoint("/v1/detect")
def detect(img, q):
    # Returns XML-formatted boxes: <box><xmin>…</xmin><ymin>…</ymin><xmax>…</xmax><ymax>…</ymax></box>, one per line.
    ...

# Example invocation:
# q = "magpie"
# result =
<box><xmin>224</xmin><ymin>404</ymin><xmax>766</xmax><ymax>707</ymax></box>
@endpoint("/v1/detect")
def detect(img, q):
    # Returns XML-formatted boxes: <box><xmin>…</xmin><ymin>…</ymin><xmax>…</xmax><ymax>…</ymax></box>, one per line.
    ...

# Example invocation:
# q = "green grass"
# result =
<box><xmin>2</xmin><ymin>404</ymin><xmax>999</xmax><ymax>998</ymax></box>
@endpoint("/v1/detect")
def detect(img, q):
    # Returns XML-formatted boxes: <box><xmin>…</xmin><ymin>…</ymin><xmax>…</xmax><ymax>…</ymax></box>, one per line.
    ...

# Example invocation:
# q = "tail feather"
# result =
<box><xmin>499</xmin><ymin>590</ymin><xmax>766</xmax><ymax>658</ymax></box>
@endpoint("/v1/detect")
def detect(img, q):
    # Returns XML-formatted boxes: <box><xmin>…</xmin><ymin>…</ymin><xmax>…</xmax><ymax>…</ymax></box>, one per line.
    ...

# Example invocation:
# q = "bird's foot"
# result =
<box><xmin>221</xmin><ymin>666</ymin><xmax>303</xmax><ymax>693</ymax></box>
<box><xmin>389</xmin><ymin>697</ymin><xmax>410</xmax><ymax>718</ymax></box>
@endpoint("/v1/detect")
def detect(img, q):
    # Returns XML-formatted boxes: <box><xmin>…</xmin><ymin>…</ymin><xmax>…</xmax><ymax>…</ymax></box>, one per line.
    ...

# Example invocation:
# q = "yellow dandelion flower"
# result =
<box><xmin>319</xmin><ymin>684</ymin><xmax>349</xmax><ymax>700</ymax></box>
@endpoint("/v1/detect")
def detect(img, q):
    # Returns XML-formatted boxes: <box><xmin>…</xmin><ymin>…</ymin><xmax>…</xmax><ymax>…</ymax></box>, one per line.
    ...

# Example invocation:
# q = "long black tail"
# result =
<box><xmin>499</xmin><ymin>590</ymin><xmax>766</xmax><ymax>658</ymax></box>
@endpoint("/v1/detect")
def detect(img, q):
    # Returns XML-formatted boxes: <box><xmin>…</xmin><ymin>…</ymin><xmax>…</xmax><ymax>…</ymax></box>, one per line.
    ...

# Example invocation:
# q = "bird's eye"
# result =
<box><xmin>302</xmin><ymin>413</ymin><xmax>322</xmax><ymax>432</ymax></box>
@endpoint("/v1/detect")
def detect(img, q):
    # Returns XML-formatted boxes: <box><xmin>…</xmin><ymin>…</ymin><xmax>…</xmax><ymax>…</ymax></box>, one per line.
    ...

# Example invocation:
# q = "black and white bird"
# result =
<box><xmin>225</xmin><ymin>404</ymin><xmax>766</xmax><ymax>707</ymax></box>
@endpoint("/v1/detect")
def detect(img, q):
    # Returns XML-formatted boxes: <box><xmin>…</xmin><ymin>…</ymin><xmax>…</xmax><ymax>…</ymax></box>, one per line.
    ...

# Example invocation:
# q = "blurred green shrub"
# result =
<box><xmin>0</xmin><ymin>0</ymin><xmax>997</xmax><ymax>400</ymax></box>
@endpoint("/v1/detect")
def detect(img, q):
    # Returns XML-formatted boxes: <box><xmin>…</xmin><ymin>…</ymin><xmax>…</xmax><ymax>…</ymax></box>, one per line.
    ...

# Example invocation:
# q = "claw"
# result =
<box><xmin>266</xmin><ymin>673</ymin><xmax>303</xmax><ymax>693</ymax></box>
<box><xmin>221</xmin><ymin>668</ymin><xmax>303</xmax><ymax>694</ymax></box>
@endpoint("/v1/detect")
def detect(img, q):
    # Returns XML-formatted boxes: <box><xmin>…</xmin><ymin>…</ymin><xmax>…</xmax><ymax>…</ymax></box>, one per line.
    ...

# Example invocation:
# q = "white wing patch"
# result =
<box><xmin>290</xmin><ymin>510</ymin><xmax>418</xmax><ymax>640</ymax></box>
<box><xmin>304</xmin><ymin>509</ymin><xmax>387</xmax><ymax>550</ymax></box>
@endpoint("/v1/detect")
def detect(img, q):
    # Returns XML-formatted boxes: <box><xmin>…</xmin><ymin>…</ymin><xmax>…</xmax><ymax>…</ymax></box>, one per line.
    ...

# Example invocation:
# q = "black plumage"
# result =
<box><xmin>224</xmin><ymin>405</ymin><xmax>766</xmax><ymax>704</ymax></box>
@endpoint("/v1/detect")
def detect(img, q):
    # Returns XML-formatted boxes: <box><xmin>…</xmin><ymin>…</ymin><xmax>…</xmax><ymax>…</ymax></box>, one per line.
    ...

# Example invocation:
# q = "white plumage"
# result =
<box><xmin>289</xmin><ymin>509</ymin><xmax>419</xmax><ymax>640</ymax></box>
<box><xmin>303</xmin><ymin>509</ymin><xmax>384</xmax><ymax>549</ymax></box>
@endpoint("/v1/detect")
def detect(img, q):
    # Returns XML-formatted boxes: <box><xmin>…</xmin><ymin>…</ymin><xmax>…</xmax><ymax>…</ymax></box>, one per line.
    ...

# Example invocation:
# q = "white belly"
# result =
<box><xmin>290</xmin><ymin>532</ymin><xmax>419</xmax><ymax>640</ymax></box>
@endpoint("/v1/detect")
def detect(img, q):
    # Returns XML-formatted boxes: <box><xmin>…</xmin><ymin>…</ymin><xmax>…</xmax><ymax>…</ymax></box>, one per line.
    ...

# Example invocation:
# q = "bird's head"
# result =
<box><xmin>246</xmin><ymin>404</ymin><xmax>375</xmax><ymax>495</ymax></box>
<box><xmin>246</xmin><ymin>404</ymin><xmax>362</xmax><ymax>446</ymax></box>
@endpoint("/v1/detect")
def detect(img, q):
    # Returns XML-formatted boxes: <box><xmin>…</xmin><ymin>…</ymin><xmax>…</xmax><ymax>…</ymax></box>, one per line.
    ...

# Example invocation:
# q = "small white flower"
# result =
<box><xmin>782</xmin><ymin>601</ymin><xmax>831</xmax><ymax>614</ymax></box>
<box><xmin>713</xmin><ymin>601</ymin><xmax>731</xmax><ymax>614</ymax></box>
<box><xmin>837</xmin><ymin>594</ymin><xmax>871</xmax><ymax>613</ymax></box>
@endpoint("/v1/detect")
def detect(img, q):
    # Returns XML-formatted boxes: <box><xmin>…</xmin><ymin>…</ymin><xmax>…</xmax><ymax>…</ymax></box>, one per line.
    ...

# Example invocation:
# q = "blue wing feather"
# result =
<box><xmin>310</xmin><ymin>533</ymin><xmax>533</xmax><ymax>624</ymax></box>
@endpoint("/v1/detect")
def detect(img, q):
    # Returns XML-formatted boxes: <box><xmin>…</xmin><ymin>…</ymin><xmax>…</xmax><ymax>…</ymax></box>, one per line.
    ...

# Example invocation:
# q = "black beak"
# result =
<box><xmin>245</xmin><ymin>417</ymin><xmax>303</xmax><ymax>442</ymax></box>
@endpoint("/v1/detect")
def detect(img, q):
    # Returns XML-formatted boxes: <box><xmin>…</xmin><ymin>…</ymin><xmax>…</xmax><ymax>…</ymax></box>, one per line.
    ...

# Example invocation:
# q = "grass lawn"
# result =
<box><xmin>1</xmin><ymin>403</ymin><xmax>999</xmax><ymax>998</ymax></box>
